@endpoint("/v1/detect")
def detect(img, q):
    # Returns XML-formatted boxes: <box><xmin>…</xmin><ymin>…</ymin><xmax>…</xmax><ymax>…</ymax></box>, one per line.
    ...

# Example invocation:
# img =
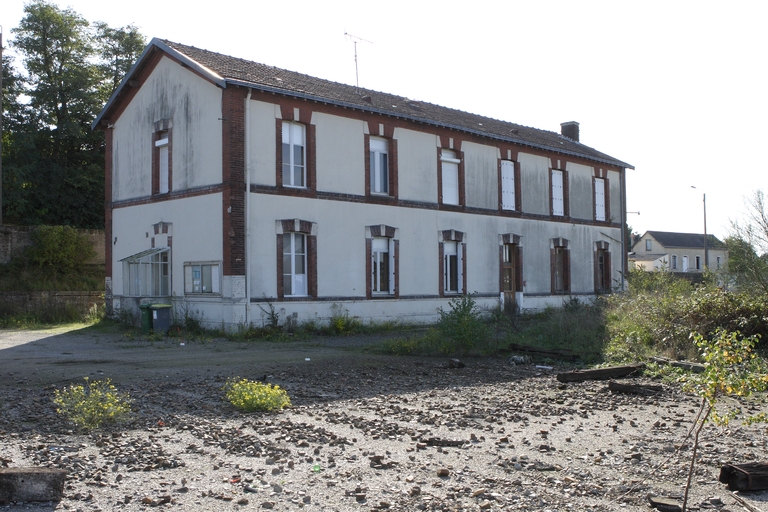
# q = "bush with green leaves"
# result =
<box><xmin>435</xmin><ymin>294</ymin><xmax>491</xmax><ymax>355</ymax></box>
<box><xmin>52</xmin><ymin>378</ymin><xmax>131</xmax><ymax>429</ymax></box>
<box><xmin>224</xmin><ymin>378</ymin><xmax>291</xmax><ymax>412</ymax></box>
<box><xmin>26</xmin><ymin>225</ymin><xmax>96</xmax><ymax>273</ymax></box>
<box><xmin>605</xmin><ymin>269</ymin><xmax>768</xmax><ymax>361</ymax></box>
<box><xmin>674</xmin><ymin>329</ymin><xmax>768</xmax><ymax>510</ymax></box>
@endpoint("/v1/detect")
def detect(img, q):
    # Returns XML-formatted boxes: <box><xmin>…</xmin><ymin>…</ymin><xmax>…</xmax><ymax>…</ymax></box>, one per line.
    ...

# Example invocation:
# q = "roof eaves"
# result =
<box><xmin>225</xmin><ymin>77</ymin><xmax>634</xmax><ymax>169</ymax></box>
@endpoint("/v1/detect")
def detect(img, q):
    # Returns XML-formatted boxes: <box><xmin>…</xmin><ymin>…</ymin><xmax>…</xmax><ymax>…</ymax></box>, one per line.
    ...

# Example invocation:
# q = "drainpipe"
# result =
<box><xmin>245</xmin><ymin>89</ymin><xmax>252</xmax><ymax>325</ymax></box>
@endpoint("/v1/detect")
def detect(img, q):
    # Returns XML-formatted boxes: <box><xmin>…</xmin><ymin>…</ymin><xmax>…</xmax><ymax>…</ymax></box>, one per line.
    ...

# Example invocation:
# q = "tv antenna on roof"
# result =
<box><xmin>344</xmin><ymin>31</ymin><xmax>373</xmax><ymax>94</ymax></box>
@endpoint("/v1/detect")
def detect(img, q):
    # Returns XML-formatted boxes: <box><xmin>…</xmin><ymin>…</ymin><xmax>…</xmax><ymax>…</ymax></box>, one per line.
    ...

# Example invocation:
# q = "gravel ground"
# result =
<box><xmin>1</xmin><ymin>328</ymin><xmax>768</xmax><ymax>511</ymax></box>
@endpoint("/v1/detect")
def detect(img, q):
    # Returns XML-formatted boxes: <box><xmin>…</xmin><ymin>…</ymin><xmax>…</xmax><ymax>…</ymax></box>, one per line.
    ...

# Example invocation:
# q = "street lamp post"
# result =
<box><xmin>691</xmin><ymin>187</ymin><xmax>708</xmax><ymax>270</ymax></box>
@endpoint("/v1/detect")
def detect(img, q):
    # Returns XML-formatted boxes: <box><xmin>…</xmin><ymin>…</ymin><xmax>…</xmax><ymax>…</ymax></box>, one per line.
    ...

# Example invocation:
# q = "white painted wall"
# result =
<box><xmin>462</xmin><ymin>142</ymin><xmax>499</xmax><ymax>210</ymax></box>
<box><xmin>111</xmin><ymin>193</ymin><xmax>223</xmax><ymax>298</ymax></box>
<box><xmin>567</xmin><ymin>161</ymin><xmax>594</xmax><ymax>220</ymax></box>
<box><xmin>248</xmin><ymin>100</ymin><xmax>279</xmax><ymax>187</ymax></box>
<box><xmin>112</xmin><ymin>56</ymin><xmax>223</xmax><ymax>200</ymax></box>
<box><xmin>395</xmin><ymin>128</ymin><xmax>439</xmax><ymax>203</ymax></box>
<box><xmin>314</xmin><ymin>113</ymin><xmax>365</xmax><ymax>195</ymax></box>
<box><xmin>519</xmin><ymin>153</ymin><xmax>550</xmax><ymax>215</ymax></box>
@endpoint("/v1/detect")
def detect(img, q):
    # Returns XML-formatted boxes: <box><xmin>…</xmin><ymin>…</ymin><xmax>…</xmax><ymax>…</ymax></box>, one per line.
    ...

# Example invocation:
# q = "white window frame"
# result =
<box><xmin>443</xmin><ymin>241</ymin><xmax>464</xmax><ymax>294</ymax></box>
<box><xmin>370</xmin><ymin>137</ymin><xmax>389</xmax><ymax>195</ymax></box>
<box><xmin>122</xmin><ymin>248</ymin><xmax>170</xmax><ymax>297</ymax></box>
<box><xmin>595</xmin><ymin>177</ymin><xmax>606</xmax><ymax>221</ymax></box>
<box><xmin>282</xmin><ymin>122</ymin><xmax>306</xmax><ymax>188</ymax></box>
<box><xmin>283</xmin><ymin>232</ymin><xmax>308</xmax><ymax>296</ymax></box>
<box><xmin>441</xmin><ymin>149</ymin><xmax>460</xmax><ymax>205</ymax></box>
<box><xmin>501</xmin><ymin>160</ymin><xmax>516</xmax><ymax>211</ymax></box>
<box><xmin>371</xmin><ymin>237</ymin><xmax>395</xmax><ymax>294</ymax></box>
<box><xmin>682</xmin><ymin>255</ymin><xmax>689</xmax><ymax>272</ymax></box>
<box><xmin>184</xmin><ymin>261</ymin><xmax>221</xmax><ymax>295</ymax></box>
<box><xmin>155</xmin><ymin>132</ymin><xmax>169</xmax><ymax>194</ymax></box>
<box><xmin>552</xmin><ymin>169</ymin><xmax>564</xmax><ymax>216</ymax></box>
<box><xmin>646</xmin><ymin>239</ymin><xmax>652</xmax><ymax>251</ymax></box>
<box><xmin>671</xmin><ymin>254</ymin><xmax>678</xmax><ymax>270</ymax></box>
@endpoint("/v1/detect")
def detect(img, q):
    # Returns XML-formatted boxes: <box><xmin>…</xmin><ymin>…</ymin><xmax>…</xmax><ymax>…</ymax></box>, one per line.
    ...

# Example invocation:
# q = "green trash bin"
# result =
<box><xmin>139</xmin><ymin>303</ymin><xmax>153</xmax><ymax>333</ymax></box>
<box><xmin>150</xmin><ymin>304</ymin><xmax>173</xmax><ymax>335</ymax></box>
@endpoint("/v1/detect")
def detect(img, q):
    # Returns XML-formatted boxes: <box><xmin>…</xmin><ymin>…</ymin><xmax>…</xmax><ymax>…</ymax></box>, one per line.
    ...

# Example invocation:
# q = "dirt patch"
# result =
<box><xmin>1</xmin><ymin>326</ymin><xmax>767</xmax><ymax>511</ymax></box>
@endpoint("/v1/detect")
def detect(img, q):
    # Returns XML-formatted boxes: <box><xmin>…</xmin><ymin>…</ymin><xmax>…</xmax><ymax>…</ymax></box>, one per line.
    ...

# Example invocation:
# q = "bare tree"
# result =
<box><xmin>727</xmin><ymin>190</ymin><xmax>768</xmax><ymax>295</ymax></box>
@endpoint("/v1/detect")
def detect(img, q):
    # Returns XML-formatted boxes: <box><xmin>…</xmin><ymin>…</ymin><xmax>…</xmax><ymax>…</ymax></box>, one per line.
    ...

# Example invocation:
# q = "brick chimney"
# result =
<box><xmin>560</xmin><ymin>121</ymin><xmax>579</xmax><ymax>142</ymax></box>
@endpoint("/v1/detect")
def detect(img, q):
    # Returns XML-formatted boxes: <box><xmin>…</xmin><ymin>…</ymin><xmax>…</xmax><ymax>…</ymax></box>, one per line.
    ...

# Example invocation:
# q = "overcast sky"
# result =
<box><xmin>4</xmin><ymin>0</ymin><xmax>766</xmax><ymax>241</ymax></box>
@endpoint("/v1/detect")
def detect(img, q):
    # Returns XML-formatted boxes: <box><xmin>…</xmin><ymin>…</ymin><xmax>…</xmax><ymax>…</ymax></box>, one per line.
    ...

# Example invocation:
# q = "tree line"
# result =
<box><xmin>2</xmin><ymin>0</ymin><xmax>145</xmax><ymax>228</ymax></box>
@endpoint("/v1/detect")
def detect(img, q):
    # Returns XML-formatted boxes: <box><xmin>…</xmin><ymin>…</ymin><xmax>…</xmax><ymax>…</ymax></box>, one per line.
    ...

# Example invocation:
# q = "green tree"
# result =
<box><xmin>2</xmin><ymin>1</ymin><xmax>145</xmax><ymax>228</ymax></box>
<box><xmin>728</xmin><ymin>190</ymin><xmax>768</xmax><ymax>295</ymax></box>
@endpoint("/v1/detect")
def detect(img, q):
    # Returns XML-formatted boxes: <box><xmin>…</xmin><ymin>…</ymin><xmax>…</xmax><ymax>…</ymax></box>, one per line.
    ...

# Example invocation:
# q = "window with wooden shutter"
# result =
<box><xmin>501</xmin><ymin>160</ymin><xmax>516</xmax><ymax>210</ymax></box>
<box><xmin>552</xmin><ymin>170</ymin><xmax>564</xmax><ymax>216</ymax></box>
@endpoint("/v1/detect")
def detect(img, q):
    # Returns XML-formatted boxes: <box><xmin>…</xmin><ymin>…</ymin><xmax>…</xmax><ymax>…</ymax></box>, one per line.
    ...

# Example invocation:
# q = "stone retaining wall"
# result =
<box><xmin>0</xmin><ymin>291</ymin><xmax>104</xmax><ymax>317</ymax></box>
<box><xmin>0</xmin><ymin>226</ymin><xmax>105</xmax><ymax>265</ymax></box>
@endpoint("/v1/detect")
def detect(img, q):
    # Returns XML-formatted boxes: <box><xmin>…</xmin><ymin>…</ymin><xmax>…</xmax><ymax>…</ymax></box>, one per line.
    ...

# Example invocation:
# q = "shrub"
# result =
<box><xmin>26</xmin><ymin>225</ymin><xmax>96</xmax><ymax>274</ymax></box>
<box><xmin>435</xmin><ymin>294</ymin><xmax>491</xmax><ymax>355</ymax></box>
<box><xmin>224</xmin><ymin>378</ymin><xmax>291</xmax><ymax>412</ymax></box>
<box><xmin>52</xmin><ymin>378</ymin><xmax>131</xmax><ymax>429</ymax></box>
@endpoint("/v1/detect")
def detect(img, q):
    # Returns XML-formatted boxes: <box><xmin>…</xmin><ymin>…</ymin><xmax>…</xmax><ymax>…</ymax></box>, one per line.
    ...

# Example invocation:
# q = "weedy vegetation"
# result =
<box><xmin>52</xmin><ymin>378</ymin><xmax>131</xmax><ymax>429</ymax></box>
<box><xmin>223</xmin><ymin>378</ymin><xmax>292</xmax><ymax>412</ymax></box>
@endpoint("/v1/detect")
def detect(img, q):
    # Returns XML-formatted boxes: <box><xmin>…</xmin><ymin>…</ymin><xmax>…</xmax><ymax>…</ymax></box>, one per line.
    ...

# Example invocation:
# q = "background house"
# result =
<box><xmin>631</xmin><ymin>231</ymin><xmax>727</xmax><ymax>273</ymax></box>
<box><xmin>94</xmin><ymin>38</ymin><xmax>633</xmax><ymax>330</ymax></box>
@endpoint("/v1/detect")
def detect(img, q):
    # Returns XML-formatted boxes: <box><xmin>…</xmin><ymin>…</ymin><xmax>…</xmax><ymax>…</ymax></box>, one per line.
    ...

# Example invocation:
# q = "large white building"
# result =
<box><xmin>94</xmin><ymin>39</ymin><xmax>633</xmax><ymax>330</ymax></box>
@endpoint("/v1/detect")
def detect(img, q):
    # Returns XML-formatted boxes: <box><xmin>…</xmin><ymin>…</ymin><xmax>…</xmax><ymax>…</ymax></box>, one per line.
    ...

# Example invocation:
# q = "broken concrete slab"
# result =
<box><xmin>0</xmin><ymin>467</ymin><xmax>68</xmax><ymax>503</ymax></box>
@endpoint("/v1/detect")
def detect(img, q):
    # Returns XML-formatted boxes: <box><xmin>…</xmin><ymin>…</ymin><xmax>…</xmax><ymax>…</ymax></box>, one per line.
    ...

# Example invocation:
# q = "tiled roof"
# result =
<box><xmin>646</xmin><ymin>231</ymin><xmax>725</xmax><ymax>249</ymax></box>
<box><xmin>119</xmin><ymin>39</ymin><xmax>630</xmax><ymax>169</ymax></box>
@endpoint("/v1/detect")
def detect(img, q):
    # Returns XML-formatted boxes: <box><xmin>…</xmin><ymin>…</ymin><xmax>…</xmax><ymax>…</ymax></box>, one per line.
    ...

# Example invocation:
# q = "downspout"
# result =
<box><xmin>620</xmin><ymin>167</ymin><xmax>628</xmax><ymax>290</ymax></box>
<box><xmin>245</xmin><ymin>89</ymin><xmax>252</xmax><ymax>325</ymax></box>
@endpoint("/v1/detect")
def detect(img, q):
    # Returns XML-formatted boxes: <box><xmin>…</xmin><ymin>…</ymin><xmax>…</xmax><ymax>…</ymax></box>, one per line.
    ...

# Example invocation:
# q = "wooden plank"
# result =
<box><xmin>719</xmin><ymin>462</ymin><xmax>768</xmax><ymax>491</ymax></box>
<box><xmin>608</xmin><ymin>381</ymin><xmax>663</xmax><ymax>396</ymax></box>
<box><xmin>0</xmin><ymin>467</ymin><xmax>68</xmax><ymax>503</ymax></box>
<box><xmin>556</xmin><ymin>364</ymin><xmax>644</xmax><ymax>383</ymax></box>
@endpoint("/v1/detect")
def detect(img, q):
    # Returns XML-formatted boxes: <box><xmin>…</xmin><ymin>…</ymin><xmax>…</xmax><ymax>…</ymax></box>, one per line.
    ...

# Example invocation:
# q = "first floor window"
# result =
<box><xmin>595</xmin><ymin>245</ymin><xmax>611</xmax><ymax>293</ymax></box>
<box><xmin>501</xmin><ymin>160</ymin><xmax>516</xmax><ymax>210</ymax></box>
<box><xmin>370</xmin><ymin>137</ymin><xmax>389</xmax><ymax>195</ymax></box>
<box><xmin>443</xmin><ymin>241</ymin><xmax>463</xmax><ymax>293</ymax></box>
<box><xmin>551</xmin><ymin>240</ymin><xmax>570</xmax><ymax>294</ymax></box>
<box><xmin>552</xmin><ymin>169</ymin><xmax>565</xmax><ymax>216</ymax></box>
<box><xmin>594</xmin><ymin>177</ymin><xmax>606</xmax><ymax>221</ymax></box>
<box><xmin>645</xmin><ymin>239</ymin><xmax>652</xmax><ymax>251</ymax></box>
<box><xmin>441</xmin><ymin>149</ymin><xmax>460</xmax><ymax>205</ymax></box>
<box><xmin>184</xmin><ymin>262</ymin><xmax>221</xmax><ymax>295</ymax></box>
<box><xmin>283</xmin><ymin>232</ymin><xmax>307</xmax><ymax>296</ymax></box>
<box><xmin>371</xmin><ymin>237</ymin><xmax>395</xmax><ymax>294</ymax></box>
<box><xmin>282</xmin><ymin>122</ymin><xmax>306</xmax><ymax>187</ymax></box>
<box><xmin>122</xmin><ymin>248</ymin><xmax>170</xmax><ymax>296</ymax></box>
<box><xmin>154</xmin><ymin>130</ymin><xmax>170</xmax><ymax>194</ymax></box>
<box><xmin>716</xmin><ymin>256</ymin><xmax>721</xmax><ymax>269</ymax></box>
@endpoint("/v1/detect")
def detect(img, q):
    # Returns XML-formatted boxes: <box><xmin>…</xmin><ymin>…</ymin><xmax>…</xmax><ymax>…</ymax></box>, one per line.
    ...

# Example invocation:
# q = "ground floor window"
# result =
<box><xmin>122</xmin><ymin>248</ymin><xmax>170</xmax><ymax>297</ymax></box>
<box><xmin>283</xmin><ymin>232</ymin><xmax>307</xmax><ymax>296</ymax></box>
<box><xmin>184</xmin><ymin>262</ymin><xmax>221</xmax><ymax>295</ymax></box>
<box><xmin>594</xmin><ymin>242</ymin><xmax>611</xmax><ymax>293</ymax></box>
<box><xmin>551</xmin><ymin>238</ymin><xmax>570</xmax><ymax>295</ymax></box>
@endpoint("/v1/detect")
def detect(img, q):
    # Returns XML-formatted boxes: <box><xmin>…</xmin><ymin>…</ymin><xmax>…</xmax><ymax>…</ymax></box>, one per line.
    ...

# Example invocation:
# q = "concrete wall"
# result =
<box><xmin>0</xmin><ymin>291</ymin><xmax>103</xmax><ymax>317</ymax></box>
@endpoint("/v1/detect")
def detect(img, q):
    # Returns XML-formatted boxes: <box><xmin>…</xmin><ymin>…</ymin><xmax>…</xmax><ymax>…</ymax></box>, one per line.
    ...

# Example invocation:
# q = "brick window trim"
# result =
<box><xmin>549</xmin><ymin>168</ymin><xmax>569</xmax><ymax>217</ymax></box>
<box><xmin>276</xmin><ymin>118</ymin><xmax>316</xmax><ymax>193</ymax></box>
<box><xmin>276</xmin><ymin>219</ymin><xmax>318</xmax><ymax>300</ymax></box>
<box><xmin>592</xmin><ymin>176</ymin><xmax>611</xmax><ymax>222</ymax></box>
<box><xmin>437</xmin><ymin>147</ymin><xmax>465</xmax><ymax>207</ymax></box>
<box><xmin>438</xmin><ymin>229</ymin><xmax>467</xmax><ymax>297</ymax></box>
<box><xmin>152</xmin><ymin>120</ymin><xmax>173</xmax><ymax>195</ymax></box>
<box><xmin>550</xmin><ymin>237</ymin><xmax>571</xmax><ymax>295</ymax></box>
<box><xmin>365</xmin><ymin>224</ymin><xmax>400</xmax><ymax>299</ymax></box>
<box><xmin>498</xmin><ymin>159</ymin><xmax>522</xmax><ymax>212</ymax></box>
<box><xmin>499</xmin><ymin>233</ymin><xmax>523</xmax><ymax>295</ymax></box>
<box><xmin>364</xmin><ymin>134</ymin><xmax>399</xmax><ymax>200</ymax></box>
<box><xmin>594</xmin><ymin>241</ymin><xmax>612</xmax><ymax>293</ymax></box>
